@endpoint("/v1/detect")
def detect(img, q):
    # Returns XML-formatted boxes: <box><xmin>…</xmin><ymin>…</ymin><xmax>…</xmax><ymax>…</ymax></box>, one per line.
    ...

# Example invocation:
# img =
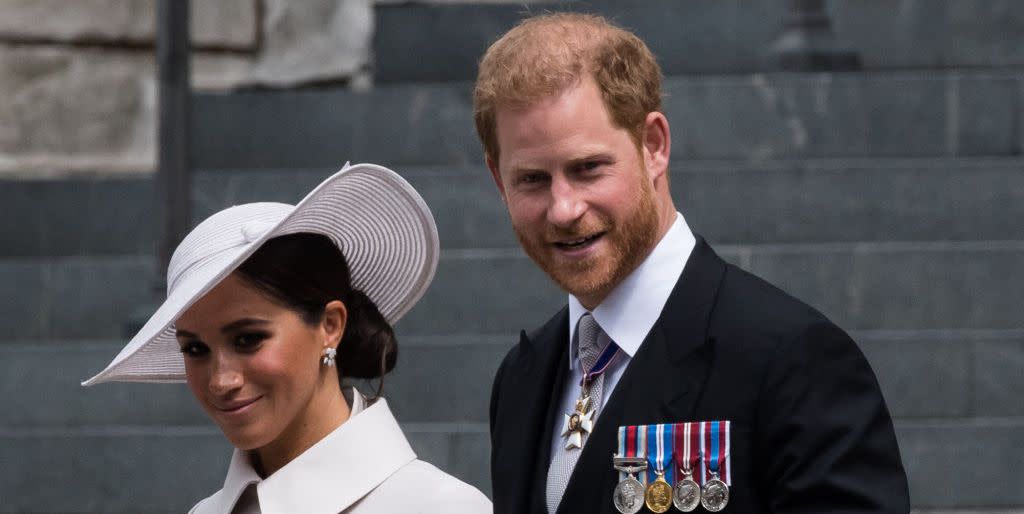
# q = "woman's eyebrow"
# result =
<box><xmin>219</xmin><ymin>318</ymin><xmax>270</xmax><ymax>334</ymax></box>
<box><xmin>175</xmin><ymin>328</ymin><xmax>198</xmax><ymax>340</ymax></box>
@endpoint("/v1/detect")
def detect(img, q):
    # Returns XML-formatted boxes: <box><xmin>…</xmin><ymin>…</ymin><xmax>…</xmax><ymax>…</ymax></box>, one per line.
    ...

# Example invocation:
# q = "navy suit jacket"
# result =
<box><xmin>489</xmin><ymin>237</ymin><xmax>910</xmax><ymax>513</ymax></box>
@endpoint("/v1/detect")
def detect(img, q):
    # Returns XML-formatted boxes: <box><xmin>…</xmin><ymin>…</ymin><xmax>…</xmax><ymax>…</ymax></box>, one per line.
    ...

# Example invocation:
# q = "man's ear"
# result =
<box><xmin>486</xmin><ymin>153</ymin><xmax>508</xmax><ymax>201</ymax></box>
<box><xmin>641</xmin><ymin>111</ymin><xmax>671</xmax><ymax>182</ymax></box>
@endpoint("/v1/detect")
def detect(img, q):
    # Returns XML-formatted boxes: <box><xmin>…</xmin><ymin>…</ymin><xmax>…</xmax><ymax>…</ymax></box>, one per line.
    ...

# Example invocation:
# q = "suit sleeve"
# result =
<box><xmin>755</xmin><ymin>321</ymin><xmax>910</xmax><ymax>513</ymax></box>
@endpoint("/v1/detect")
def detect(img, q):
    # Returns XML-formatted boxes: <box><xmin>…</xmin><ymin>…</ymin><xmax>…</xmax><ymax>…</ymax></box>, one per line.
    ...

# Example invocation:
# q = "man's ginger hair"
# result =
<box><xmin>473</xmin><ymin>13</ymin><xmax>663</xmax><ymax>163</ymax></box>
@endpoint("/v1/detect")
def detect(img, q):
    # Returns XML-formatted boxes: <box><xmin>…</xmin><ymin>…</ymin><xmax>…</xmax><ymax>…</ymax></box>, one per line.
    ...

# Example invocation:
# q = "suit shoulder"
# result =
<box><xmin>711</xmin><ymin>262</ymin><xmax>840</xmax><ymax>341</ymax></box>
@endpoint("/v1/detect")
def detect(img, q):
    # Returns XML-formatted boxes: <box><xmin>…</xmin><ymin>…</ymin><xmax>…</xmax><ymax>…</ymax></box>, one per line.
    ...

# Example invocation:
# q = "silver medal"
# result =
<box><xmin>612</xmin><ymin>456</ymin><xmax>647</xmax><ymax>514</ymax></box>
<box><xmin>613</xmin><ymin>475</ymin><xmax>644</xmax><ymax>514</ymax></box>
<box><xmin>672</xmin><ymin>474</ymin><xmax>701</xmax><ymax>512</ymax></box>
<box><xmin>700</xmin><ymin>474</ymin><xmax>730</xmax><ymax>512</ymax></box>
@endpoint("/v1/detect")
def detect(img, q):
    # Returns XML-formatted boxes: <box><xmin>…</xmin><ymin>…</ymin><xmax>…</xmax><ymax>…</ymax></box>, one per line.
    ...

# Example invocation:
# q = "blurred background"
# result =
<box><xmin>1</xmin><ymin>0</ymin><xmax>1022</xmax><ymax>512</ymax></box>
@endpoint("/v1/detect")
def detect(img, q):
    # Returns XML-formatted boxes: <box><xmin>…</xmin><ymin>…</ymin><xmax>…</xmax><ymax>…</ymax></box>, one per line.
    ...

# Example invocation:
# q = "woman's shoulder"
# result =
<box><xmin>367</xmin><ymin>459</ymin><xmax>491</xmax><ymax>512</ymax></box>
<box><xmin>185</xmin><ymin>489</ymin><xmax>222</xmax><ymax>514</ymax></box>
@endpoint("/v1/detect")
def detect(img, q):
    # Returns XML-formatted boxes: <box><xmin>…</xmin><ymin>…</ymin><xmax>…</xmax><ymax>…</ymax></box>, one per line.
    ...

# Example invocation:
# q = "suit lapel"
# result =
<box><xmin>495</xmin><ymin>307</ymin><xmax>569</xmax><ymax>514</ymax></box>
<box><xmin>555</xmin><ymin>238</ymin><xmax>727</xmax><ymax>513</ymax></box>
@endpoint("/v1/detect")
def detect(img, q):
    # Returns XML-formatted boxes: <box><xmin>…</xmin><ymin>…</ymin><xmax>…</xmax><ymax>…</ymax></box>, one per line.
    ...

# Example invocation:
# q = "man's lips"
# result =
<box><xmin>214</xmin><ymin>396</ymin><xmax>261</xmax><ymax>413</ymax></box>
<box><xmin>552</xmin><ymin>232</ymin><xmax>605</xmax><ymax>250</ymax></box>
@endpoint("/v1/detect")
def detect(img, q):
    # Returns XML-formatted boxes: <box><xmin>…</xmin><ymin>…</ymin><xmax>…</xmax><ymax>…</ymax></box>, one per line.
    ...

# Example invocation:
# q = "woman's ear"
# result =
<box><xmin>321</xmin><ymin>300</ymin><xmax>348</xmax><ymax>349</ymax></box>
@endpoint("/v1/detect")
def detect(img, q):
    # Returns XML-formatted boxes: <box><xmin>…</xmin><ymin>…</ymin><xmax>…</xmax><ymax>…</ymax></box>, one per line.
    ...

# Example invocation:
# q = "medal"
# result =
<box><xmin>560</xmin><ymin>395</ymin><xmax>594</xmax><ymax>450</ymax></box>
<box><xmin>643</xmin><ymin>424</ymin><xmax>674</xmax><ymax>513</ymax></box>
<box><xmin>644</xmin><ymin>471</ymin><xmax>673</xmax><ymax>513</ymax></box>
<box><xmin>673</xmin><ymin>472</ymin><xmax>701</xmax><ymax>512</ymax></box>
<box><xmin>560</xmin><ymin>341</ymin><xmax>619</xmax><ymax>450</ymax></box>
<box><xmin>701</xmin><ymin>475</ymin><xmax>729</xmax><ymax>512</ymax></box>
<box><xmin>612</xmin><ymin>455</ymin><xmax>647</xmax><ymax>514</ymax></box>
<box><xmin>672</xmin><ymin>422</ymin><xmax>700</xmax><ymax>512</ymax></box>
<box><xmin>700</xmin><ymin>421</ymin><xmax>731</xmax><ymax>512</ymax></box>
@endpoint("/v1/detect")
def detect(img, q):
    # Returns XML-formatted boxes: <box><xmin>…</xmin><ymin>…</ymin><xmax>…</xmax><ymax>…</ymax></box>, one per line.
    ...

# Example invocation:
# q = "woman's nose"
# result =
<box><xmin>208</xmin><ymin>355</ymin><xmax>244</xmax><ymax>395</ymax></box>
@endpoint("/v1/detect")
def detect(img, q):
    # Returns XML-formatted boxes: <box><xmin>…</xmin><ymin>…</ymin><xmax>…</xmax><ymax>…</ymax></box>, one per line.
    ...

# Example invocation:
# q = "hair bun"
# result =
<box><xmin>338</xmin><ymin>289</ymin><xmax>397</xmax><ymax>379</ymax></box>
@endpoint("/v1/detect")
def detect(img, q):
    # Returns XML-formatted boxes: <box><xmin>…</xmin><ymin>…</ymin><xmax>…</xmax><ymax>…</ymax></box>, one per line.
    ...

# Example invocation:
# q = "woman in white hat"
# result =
<box><xmin>83</xmin><ymin>164</ymin><xmax>491</xmax><ymax>513</ymax></box>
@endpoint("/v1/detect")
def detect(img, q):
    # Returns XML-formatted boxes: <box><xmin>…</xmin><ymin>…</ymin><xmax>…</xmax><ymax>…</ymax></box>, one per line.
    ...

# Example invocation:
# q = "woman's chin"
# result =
<box><xmin>218</xmin><ymin>424</ymin><xmax>271</xmax><ymax>452</ymax></box>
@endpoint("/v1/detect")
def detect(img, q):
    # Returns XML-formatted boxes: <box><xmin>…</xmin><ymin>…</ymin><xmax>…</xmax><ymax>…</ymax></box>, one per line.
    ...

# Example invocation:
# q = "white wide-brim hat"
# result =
<box><xmin>83</xmin><ymin>163</ymin><xmax>438</xmax><ymax>386</ymax></box>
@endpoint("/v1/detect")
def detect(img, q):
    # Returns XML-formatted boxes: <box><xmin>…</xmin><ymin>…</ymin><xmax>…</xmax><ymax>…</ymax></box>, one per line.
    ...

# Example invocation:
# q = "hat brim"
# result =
<box><xmin>83</xmin><ymin>163</ymin><xmax>438</xmax><ymax>386</ymax></box>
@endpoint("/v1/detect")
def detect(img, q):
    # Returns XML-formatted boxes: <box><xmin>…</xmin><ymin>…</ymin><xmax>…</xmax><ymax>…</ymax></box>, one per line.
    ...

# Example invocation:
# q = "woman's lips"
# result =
<box><xmin>215</xmin><ymin>396</ymin><xmax>261</xmax><ymax>415</ymax></box>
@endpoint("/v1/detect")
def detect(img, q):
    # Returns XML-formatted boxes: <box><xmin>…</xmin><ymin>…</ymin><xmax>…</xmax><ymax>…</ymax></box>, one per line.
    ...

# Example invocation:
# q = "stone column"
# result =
<box><xmin>156</xmin><ymin>0</ymin><xmax>192</xmax><ymax>275</ymax></box>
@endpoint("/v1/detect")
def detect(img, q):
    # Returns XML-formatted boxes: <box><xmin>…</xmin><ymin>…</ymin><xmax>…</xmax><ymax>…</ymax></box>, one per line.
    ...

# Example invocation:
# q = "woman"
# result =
<box><xmin>83</xmin><ymin>163</ymin><xmax>491</xmax><ymax>513</ymax></box>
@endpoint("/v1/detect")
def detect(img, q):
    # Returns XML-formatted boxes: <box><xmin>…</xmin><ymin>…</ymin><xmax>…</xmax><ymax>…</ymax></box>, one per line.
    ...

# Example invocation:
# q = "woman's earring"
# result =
<box><xmin>321</xmin><ymin>347</ymin><xmax>337</xmax><ymax>367</ymax></box>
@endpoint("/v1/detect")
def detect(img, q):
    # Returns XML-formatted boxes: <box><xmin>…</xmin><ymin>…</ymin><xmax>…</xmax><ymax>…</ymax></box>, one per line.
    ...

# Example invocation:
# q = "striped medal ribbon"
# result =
<box><xmin>672</xmin><ymin>422</ymin><xmax>701</xmax><ymax>511</ymax></box>
<box><xmin>700</xmin><ymin>421</ymin><xmax>731</xmax><ymax>512</ymax></box>
<box><xmin>643</xmin><ymin>424</ymin><xmax>674</xmax><ymax>513</ymax></box>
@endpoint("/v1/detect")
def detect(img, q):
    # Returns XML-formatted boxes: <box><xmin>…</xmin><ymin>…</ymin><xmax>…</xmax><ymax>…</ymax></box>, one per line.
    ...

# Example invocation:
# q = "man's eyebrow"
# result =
<box><xmin>508</xmin><ymin>164</ymin><xmax>547</xmax><ymax>175</ymax></box>
<box><xmin>565</xmin><ymin>153</ymin><xmax>613</xmax><ymax>168</ymax></box>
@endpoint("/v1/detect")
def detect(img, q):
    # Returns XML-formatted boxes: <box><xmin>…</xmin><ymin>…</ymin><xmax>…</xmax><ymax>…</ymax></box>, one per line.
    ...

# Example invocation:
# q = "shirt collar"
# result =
<box><xmin>206</xmin><ymin>390</ymin><xmax>416</xmax><ymax>514</ymax></box>
<box><xmin>568</xmin><ymin>212</ymin><xmax>695</xmax><ymax>368</ymax></box>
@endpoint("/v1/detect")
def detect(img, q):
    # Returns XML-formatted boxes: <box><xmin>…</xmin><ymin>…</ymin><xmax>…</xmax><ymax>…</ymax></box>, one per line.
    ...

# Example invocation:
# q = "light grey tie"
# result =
<box><xmin>546</xmin><ymin>313</ymin><xmax>605</xmax><ymax>513</ymax></box>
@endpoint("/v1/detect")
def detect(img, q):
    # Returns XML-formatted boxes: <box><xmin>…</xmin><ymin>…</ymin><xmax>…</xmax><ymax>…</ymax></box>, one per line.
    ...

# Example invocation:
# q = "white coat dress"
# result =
<box><xmin>188</xmin><ymin>391</ymin><xmax>491</xmax><ymax>514</ymax></box>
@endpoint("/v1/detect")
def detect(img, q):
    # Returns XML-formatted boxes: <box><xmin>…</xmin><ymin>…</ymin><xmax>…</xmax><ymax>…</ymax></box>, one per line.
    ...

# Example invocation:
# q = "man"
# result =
<box><xmin>474</xmin><ymin>13</ymin><xmax>909</xmax><ymax>514</ymax></box>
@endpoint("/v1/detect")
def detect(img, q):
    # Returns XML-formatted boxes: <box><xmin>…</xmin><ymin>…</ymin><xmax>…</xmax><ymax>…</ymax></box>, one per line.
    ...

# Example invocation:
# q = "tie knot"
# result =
<box><xmin>577</xmin><ymin>313</ymin><xmax>603</xmax><ymax>370</ymax></box>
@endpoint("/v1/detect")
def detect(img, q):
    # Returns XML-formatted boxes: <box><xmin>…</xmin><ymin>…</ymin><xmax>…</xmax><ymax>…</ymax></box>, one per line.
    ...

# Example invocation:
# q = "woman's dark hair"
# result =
<box><xmin>235</xmin><ymin>233</ymin><xmax>397</xmax><ymax>387</ymax></box>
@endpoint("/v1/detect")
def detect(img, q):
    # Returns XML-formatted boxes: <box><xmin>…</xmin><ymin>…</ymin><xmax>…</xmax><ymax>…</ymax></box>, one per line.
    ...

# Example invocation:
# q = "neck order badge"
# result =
<box><xmin>561</xmin><ymin>341</ymin><xmax>619</xmax><ymax>449</ymax></box>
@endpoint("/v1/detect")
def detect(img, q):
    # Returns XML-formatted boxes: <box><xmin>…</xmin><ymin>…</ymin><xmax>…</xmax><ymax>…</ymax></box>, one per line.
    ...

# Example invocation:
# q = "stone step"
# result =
<box><xmin>1</xmin><ymin>419</ymin><xmax>1021</xmax><ymax>511</ymax></box>
<box><xmin>191</xmin><ymin>71</ymin><xmax>1024</xmax><ymax>168</ymax></box>
<box><xmin>2</xmin><ymin>242</ymin><xmax>1022</xmax><ymax>341</ymax></box>
<box><xmin>3</xmin><ymin>330</ymin><xmax>1022</xmax><ymax>429</ymax></box>
<box><xmin>0</xmin><ymin>423</ymin><xmax>488</xmax><ymax>513</ymax></box>
<box><xmin>898</xmin><ymin>419</ymin><xmax>1024</xmax><ymax>509</ymax></box>
<box><xmin>373</xmin><ymin>0</ymin><xmax>1024</xmax><ymax>82</ymax></box>
<box><xmin>6</xmin><ymin>158</ymin><xmax>1024</xmax><ymax>257</ymax></box>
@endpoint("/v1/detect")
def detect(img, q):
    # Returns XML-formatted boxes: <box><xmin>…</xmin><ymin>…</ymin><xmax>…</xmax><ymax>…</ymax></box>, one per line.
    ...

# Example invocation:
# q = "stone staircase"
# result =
<box><xmin>2</xmin><ymin>2</ymin><xmax>1024</xmax><ymax>512</ymax></box>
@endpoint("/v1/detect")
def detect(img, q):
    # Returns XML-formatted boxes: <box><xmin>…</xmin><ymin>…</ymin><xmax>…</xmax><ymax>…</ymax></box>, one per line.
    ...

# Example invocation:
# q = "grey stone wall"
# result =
<box><xmin>0</xmin><ymin>0</ymin><xmax>373</xmax><ymax>178</ymax></box>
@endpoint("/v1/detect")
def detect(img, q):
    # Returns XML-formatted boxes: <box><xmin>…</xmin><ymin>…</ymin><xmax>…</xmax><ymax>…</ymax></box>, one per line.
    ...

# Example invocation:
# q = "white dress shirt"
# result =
<box><xmin>189</xmin><ymin>389</ymin><xmax>491</xmax><ymax>514</ymax></box>
<box><xmin>548</xmin><ymin>212</ymin><xmax>696</xmax><ymax>461</ymax></box>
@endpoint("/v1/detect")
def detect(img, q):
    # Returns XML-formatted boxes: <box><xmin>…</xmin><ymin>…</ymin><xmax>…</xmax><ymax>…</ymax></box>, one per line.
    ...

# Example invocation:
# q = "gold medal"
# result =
<box><xmin>643</xmin><ymin>470</ymin><xmax>673</xmax><ymax>513</ymax></box>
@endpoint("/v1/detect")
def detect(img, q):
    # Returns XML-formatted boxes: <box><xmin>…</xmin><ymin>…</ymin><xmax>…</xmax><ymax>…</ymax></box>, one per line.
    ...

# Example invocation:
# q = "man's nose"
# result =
<box><xmin>546</xmin><ymin>177</ymin><xmax>586</xmax><ymax>227</ymax></box>
<box><xmin>209</xmin><ymin>354</ymin><xmax>244</xmax><ymax>395</ymax></box>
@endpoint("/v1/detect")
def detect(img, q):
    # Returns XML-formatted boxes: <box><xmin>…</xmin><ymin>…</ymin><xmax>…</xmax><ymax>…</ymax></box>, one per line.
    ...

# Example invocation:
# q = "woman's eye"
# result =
<box><xmin>179</xmin><ymin>341</ymin><xmax>209</xmax><ymax>357</ymax></box>
<box><xmin>234</xmin><ymin>332</ymin><xmax>269</xmax><ymax>350</ymax></box>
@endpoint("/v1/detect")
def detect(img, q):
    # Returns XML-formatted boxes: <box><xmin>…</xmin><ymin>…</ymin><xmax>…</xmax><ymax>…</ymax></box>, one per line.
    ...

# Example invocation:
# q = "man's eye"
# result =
<box><xmin>516</xmin><ymin>173</ymin><xmax>548</xmax><ymax>186</ymax></box>
<box><xmin>179</xmin><ymin>341</ymin><xmax>209</xmax><ymax>357</ymax></box>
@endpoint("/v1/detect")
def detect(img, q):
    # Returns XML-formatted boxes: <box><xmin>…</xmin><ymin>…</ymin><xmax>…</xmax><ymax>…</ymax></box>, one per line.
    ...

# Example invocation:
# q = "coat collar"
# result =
<box><xmin>197</xmin><ymin>392</ymin><xmax>416</xmax><ymax>514</ymax></box>
<box><xmin>523</xmin><ymin>236</ymin><xmax>727</xmax><ymax>514</ymax></box>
